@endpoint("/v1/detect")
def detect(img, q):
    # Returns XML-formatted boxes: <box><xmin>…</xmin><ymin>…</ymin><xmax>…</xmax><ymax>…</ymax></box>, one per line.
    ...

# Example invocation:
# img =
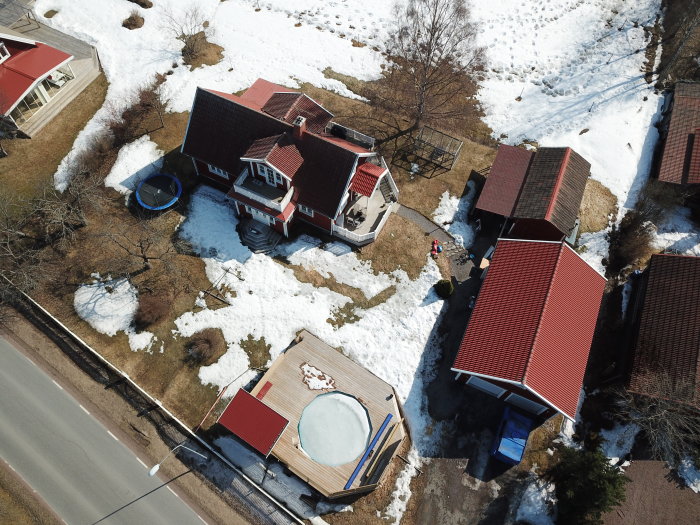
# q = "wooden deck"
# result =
<box><xmin>250</xmin><ymin>330</ymin><xmax>405</xmax><ymax>499</ymax></box>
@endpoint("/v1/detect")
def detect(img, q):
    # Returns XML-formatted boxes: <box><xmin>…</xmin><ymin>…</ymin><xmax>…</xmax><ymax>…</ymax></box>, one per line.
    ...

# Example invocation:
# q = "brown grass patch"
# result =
<box><xmin>184</xmin><ymin>32</ymin><xmax>224</xmax><ymax>70</ymax></box>
<box><xmin>239</xmin><ymin>334</ymin><xmax>272</xmax><ymax>369</ymax></box>
<box><xmin>579</xmin><ymin>178</ymin><xmax>617</xmax><ymax>234</ymax></box>
<box><xmin>0</xmin><ymin>74</ymin><xmax>108</xmax><ymax>203</ymax></box>
<box><xmin>351</xmin><ymin>39</ymin><xmax>366</xmax><ymax>48</ymax></box>
<box><xmin>358</xmin><ymin>213</ymin><xmax>450</xmax><ymax>280</ymax></box>
<box><xmin>44</xmin><ymin>9</ymin><xmax>58</xmax><ymax>18</ymax></box>
<box><xmin>519</xmin><ymin>415</ymin><xmax>564</xmax><ymax>474</ymax></box>
<box><xmin>122</xmin><ymin>11</ymin><xmax>145</xmax><ymax>30</ymax></box>
<box><xmin>149</xmin><ymin>111</ymin><xmax>189</xmax><ymax>152</ymax></box>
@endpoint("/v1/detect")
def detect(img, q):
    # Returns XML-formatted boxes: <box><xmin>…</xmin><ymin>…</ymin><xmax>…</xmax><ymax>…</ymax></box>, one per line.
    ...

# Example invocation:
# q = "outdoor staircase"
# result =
<box><xmin>379</xmin><ymin>177</ymin><xmax>396</xmax><ymax>202</ymax></box>
<box><xmin>238</xmin><ymin>219</ymin><xmax>283</xmax><ymax>254</ymax></box>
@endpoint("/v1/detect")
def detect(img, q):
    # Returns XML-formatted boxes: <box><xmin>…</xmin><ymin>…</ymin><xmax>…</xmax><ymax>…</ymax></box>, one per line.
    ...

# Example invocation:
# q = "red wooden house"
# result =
<box><xmin>475</xmin><ymin>145</ymin><xmax>591</xmax><ymax>242</ymax></box>
<box><xmin>452</xmin><ymin>239</ymin><xmax>606</xmax><ymax>421</ymax></box>
<box><xmin>181</xmin><ymin>79</ymin><xmax>399</xmax><ymax>245</ymax></box>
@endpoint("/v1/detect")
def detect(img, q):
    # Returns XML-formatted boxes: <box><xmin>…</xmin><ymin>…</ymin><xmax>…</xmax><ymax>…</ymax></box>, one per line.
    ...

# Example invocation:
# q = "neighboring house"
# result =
<box><xmin>657</xmin><ymin>82</ymin><xmax>700</xmax><ymax>185</ymax></box>
<box><xmin>475</xmin><ymin>144</ymin><xmax>591</xmax><ymax>242</ymax></box>
<box><xmin>181</xmin><ymin>79</ymin><xmax>399</xmax><ymax>246</ymax></box>
<box><xmin>627</xmin><ymin>254</ymin><xmax>700</xmax><ymax>408</ymax></box>
<box><xmin>0</xmin><ymin>23</ymin><xmax>99</xmax><ymax>137</ymax></box>
<box><xmin>452</xmin><ymin>239</ymin><xmax>606</xmax><ymax>421</ymax></box>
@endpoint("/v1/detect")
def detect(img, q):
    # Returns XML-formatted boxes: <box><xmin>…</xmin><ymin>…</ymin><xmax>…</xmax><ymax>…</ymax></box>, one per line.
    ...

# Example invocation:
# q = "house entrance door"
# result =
<box><xmin>250</xmin><ymin>207</ymin><xmax>272</xmax><ymax>226</ymax></box>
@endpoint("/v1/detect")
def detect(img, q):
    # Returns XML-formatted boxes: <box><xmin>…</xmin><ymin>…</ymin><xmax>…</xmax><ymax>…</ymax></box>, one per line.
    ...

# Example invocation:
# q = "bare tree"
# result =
<box><xmin>371</xmin><ymin>0</ymin><xmax>484</xmax><ymax>144</ymax></box>
<box><xmin>614</xmin><ymin>369</ymin><xmax>700</xmax><ymax>464</ymax></box>
<box><xmin>161</xmin><ymin>6</ymin><xmax>212</xmax><ymax>63</ymax></box>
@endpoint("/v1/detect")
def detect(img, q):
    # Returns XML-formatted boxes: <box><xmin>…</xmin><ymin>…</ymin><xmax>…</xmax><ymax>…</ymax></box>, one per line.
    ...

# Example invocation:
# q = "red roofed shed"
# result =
<box><xmin>452</xmin><ymin>239</ymin><xmax>605</xmax><ymax>420</ymax></box>
<box><xmin>658</xmin><ymin>83</ymin><xmax>700</xmax><ymax>184</ymax></box>
<box><xmin>218</xmin><ymin>389</ymin><xmax>289</xmax><ymax>456</ymax></box>
<box><xmin>476</xmin><ymin>145</ymin><xmax>533</xmax><ymax>217</ymax></box>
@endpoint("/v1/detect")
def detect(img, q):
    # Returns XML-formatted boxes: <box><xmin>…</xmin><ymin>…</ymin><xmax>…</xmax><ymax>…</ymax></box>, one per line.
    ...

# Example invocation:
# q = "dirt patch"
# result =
<box><xmin>358</xmin><ymin>213</ymin><xmax>450</xmax><ymax>280</ymax></box>
<box><xmin>0</xmin><ymin>462</ymin><xmax>61</xmax><ymax>525</ymax></box>
<box><xmin>656</xmin><ymin>0</ymin><xmax>700</xmax><ymax>86</ymax></box>
<box><xmin>579</xmin><ymin>179</ymin><xmax>618</xmax><ymax>234</ymax></box>
<box><xmin>122</xmin><ymin>12</ymin><xmax>145</xmax><ymax>30</ymax></box>
<box><xmin>184</xmin><ymin>32</ymin><xmax>224</xmax><ymax>70</ymax></box>
<box><xmin>127</xmin><ymin>0</ymin><xmax>152</xmax><ymax>8</ymax></box>
<box><xmin>239</xmin><ymin>334</ymin><xmax>272</xmax><ymax>369</ymax></box>
<box><xmin>602</xmin><ymin>460</ymin><xmax>700</xmax><ymax>525</ymax></box>
<box><xmin>0</xmin><ymin>74</ymin><xmax>108</xmax><ymax>203</ymax></box>
<box><xmin>43</xmin><ymin>9</ymin><xmax>58</xmax><ymax>18</ymax></box>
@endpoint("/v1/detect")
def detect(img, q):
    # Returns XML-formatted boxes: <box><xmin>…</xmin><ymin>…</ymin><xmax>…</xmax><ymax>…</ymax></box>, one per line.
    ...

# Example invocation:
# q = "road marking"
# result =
<box><xmin>136</xmin><ymin>457</ymin><xmax>147</xmax><ymax>468</ymax></box>
<box><xmin>167</xmin><ymin>486</ymin><xmax>179</xmax><ymax>498</ymax></box>
<box><xmin>7</xmin><ymin>463</ymin><xmax>15</xmax><ymax>472</ymax></box>
<box><xmin>107</xmin><ymin>431</ymin><xmax>119</xmax><ymax>441</ymax></box>
<box><xmin>79</xmin><ymin>404</ymin><xmax>90</xmax><ymax>415</ymax></box>
<box><xmin>197</xmin><ymin>515</ymin><xmax>207</xmax><ymax>524</ymax></box>
<box><xmin>52</xmin><ymin>379</ymin><xmax>63</xmax><ymax>390</ymax></box>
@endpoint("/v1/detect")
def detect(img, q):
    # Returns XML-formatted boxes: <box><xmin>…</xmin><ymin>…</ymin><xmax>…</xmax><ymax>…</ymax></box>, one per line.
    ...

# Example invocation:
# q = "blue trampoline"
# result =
<box><xmin>135</xmin><ymin>173</ymin><xmax>182</xmax><ymax>211</ymax></box>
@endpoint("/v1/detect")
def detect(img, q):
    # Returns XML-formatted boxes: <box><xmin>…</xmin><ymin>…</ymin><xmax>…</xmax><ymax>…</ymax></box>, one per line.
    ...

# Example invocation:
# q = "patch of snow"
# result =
<box><xmin>104</xmin><ymin>136</ymin><xmax>163</xmax><ymax>194</ymax></box>
<box><xmin>194</xmin><ymin>292</ymin><xmax>207</xmax><ymax>309</ymax></box>
<box><xmin>433</xmin><ymin>181</ymin><xmax>477</xmax><ymax>248</ymax></box>
<box><xmin>677</xmin><ymin>457</ymin><xmax>700</xmax><ymax>493</ymax></box>
<box><xmin>471</xmin><ymin>0</ymin><xmax>664</xmax><ymax>268</ymax></box>
<box><xmin>600</xmin><ymin>422</ymin><xmax>640</xmax><ymax>464</ymax></box>
<box><xmin>577</xmin><ymin>229</ymin><xmax>611</xmax><ymax>276</ymax></box>
<box><xmin>383</xmin><ymin>448</ymin><xmax>421</xmax><ymax>523</ymax></box>
<box><xmin>73</xmin><ymin>274</ymin><xmax>156</xmax><ymax>352</ymax></box>
<box><xmin>620</xmin><ymin>279</ymin><xmax>634</xmax><ymax>319</ymax></box>
<box><xmin>300</xmin><ymin>363</ymin><xmax>336</xmax><ymax>390</ymax></box>
<box><xmin>516</xmin><ymin>477</ymin><xmax>556</xmax><ymax>525</ymax></box>
<box><xmin>276</xmin><ymin>234</ymin><xmax>395</xmax><ymax>299</ymax></box>
<box><xmin>653</xmin><ymin>206</ymin><xmax>700</xmax><ymax>256</ymax></box>
<box><xmin>316</xmin><ymin>501</ymin><xmax>353</xmax><ymax>514</ymax></box>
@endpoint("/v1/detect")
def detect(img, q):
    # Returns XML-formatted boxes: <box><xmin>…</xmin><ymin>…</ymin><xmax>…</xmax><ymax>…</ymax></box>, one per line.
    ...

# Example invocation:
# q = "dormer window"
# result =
<box><xmin>0</xmin><ymin>42</ymin><xmax>10</xmax><ymax>65</ymax></box>
<box><xmin>257</xmin><ymin>163</ymin><xmax>282</xmax><ymax>186</ymax></box>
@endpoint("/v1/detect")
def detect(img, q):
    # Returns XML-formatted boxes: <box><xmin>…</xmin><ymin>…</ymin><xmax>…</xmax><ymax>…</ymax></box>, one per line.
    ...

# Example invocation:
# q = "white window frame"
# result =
<box><xmin>208</xmin><ymin>164</ymin><xmax>229</xmax><ymax>180</ymax></box>
<box><xmin>505</xmin><ymin>392</ymin><xmax>548</xmax><ymax>415</ymax></box>
<box><xmin>298</xmin><ymin>204</ymin><xmax>314</xmax><ymax>217</ymax></box>
<box><xmin>257</xmin><ymin>163</ymin><xmax>282</xmax><ymax>186</ymax></box>
<box><xmin>0</xmin><ymin>42</ymin><xmax>9</xmax><ymax>65</ymax></box>
<box><xmin>466</xmin><ymin>375</ymin><xmax>507</xmax><ymax>398</ymax></box>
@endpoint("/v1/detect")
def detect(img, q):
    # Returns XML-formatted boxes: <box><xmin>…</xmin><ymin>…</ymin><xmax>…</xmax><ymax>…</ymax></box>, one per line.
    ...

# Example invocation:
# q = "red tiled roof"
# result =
<box><xmin>0</xmin><ymin>41</ymin><xmax>72</xmax><ymax>114</ymax></box>
<box><xmin>243</xmin><ymin>135</ymin><xmax>282</xmax><ymax>160</ymax></box>
<box><xmin>262</xmin><ymin>92</ymin><xmax>333</xmax><ymax>134</ymax></box>
<box><xmin>452</xmin><ymin>240</ymin><xmax>605</xmax><ymax>420</ymax></box>
<box><xmin>239</xmin><ymin>78</ymin><xmax>295</xmax><ymax>108</ymax></box>
<box><xmin>688</xmin><ymin>130</ymin><xmax>700</xmax><ymax>183</ymax></box>
<box><xmin>629</xmin><ymin>254</ymin><xmax>700</xmax><ymax>407</ymax></box>
<box><xmin>659</xmin><ymin>83</ymin><xmax>700</xmax><ymax>184</ymax></box>
<box><xmin>350</xmin><ymin>162</ymin><xmax>385</xmax><ymax>197</ymax></box>
<box><xmin>476</xmin><ymin>145</ymin><xmax>533</xmax><ymax>217</ymax></box>
<box><xmin>218</xmin><ymin>389</ymin><xmax>288</xmax><ymax>456</ymax></box>
<box><xmin>267</xmin><ymin>134</ymin><xmax>304</xmax><ymax>178</ymax></box>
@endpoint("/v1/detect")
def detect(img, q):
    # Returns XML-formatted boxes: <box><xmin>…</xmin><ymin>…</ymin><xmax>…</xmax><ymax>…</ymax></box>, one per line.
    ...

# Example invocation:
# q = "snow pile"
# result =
<box><xmin>277</xmin><ymin>235</ymin><xmax>395</xmax><ymax>299</ymax></box>
<box><xmin>300</xmin><ymin>363</ymin><xmax>336</xmax><ymax>390</ymax></box>
<box><xmin>298</xmin><ymin>393</ymin><xmax>371</xmax><ymax>467</ymax></box>
<box><xmin>35</xmin><ymin>0</ymin><xmax>385</xmax><ymax>189</ymax></box>
<box><xmin>653</xmin><ymin>206</ymin><xmax>700</xmax><ymax>256</ymax></box>
<box><xmin>383</xmin><ymin>448</ymin><xmax>421</xmax><ymax>523</ymax></box>
<box><xmin>104</xmin><ymin>136</ymin><xmax>163</xmax><ymax>194</ymax></box>
<box><xmin>433</xmin><ymin>181</ymin><xmax>477</xmax><ymax>248</ymax></box>
<box><xmin>516</xmin><ymin>477</ymin><xmax>556</xmax><ymax>525</ymax></box>
<box><xmin>600</xmin><ymin>422</ymin><xmax>640</xmax><ymax>464</ymax></box>
<box><xmin>677</xmin><ymin>457</ymin><xmax>700</xmax><ymax>493</ymax></box>
<box><xmin>73</xmin><ymin>274</ymin><xmax>156</xmax><ymax>352</ymax></box>
<box><xmin>471</xmin><ymin>0</ymin><xmax>663</xmax><ymax>268</ymax></box>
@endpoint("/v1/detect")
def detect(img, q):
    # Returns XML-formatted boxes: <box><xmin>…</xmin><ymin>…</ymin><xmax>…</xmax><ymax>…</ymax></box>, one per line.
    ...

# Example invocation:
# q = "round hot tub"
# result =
<box><xmin>298</xmin><ymin>392</ymin><xmax>371</xmax><ymax>466</ymax></box>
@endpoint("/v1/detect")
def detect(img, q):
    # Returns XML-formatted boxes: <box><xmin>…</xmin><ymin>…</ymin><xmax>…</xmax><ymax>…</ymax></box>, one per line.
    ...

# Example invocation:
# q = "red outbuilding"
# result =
<box><xmin>452</xmin><ymin>239</ymin><xmax>606</xmax><ymax>421</ymax></box>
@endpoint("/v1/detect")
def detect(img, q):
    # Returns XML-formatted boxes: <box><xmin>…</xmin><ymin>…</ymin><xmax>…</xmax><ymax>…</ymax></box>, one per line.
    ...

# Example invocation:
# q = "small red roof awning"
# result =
<box><xmin>218</xmin><ymin>389</ymin><xmax>288</xmax><ymax>456</ymax></box>
<box><xmin>350</xmin><ymin>162</ymin><xmax>385</xmax><ymax>197</ymax></box>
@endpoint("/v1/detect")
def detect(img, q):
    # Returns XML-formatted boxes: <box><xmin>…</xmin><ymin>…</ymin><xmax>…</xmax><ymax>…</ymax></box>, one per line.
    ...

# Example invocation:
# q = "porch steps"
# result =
<box><xmin>239</xmin><ymin>219</ymin><xmax>282</xmax><ymax>254</ymax></box>
<box><xmin>379</xmin><ymin>177</ymin><xmax>396</xmax><ymax>202</ymax></box>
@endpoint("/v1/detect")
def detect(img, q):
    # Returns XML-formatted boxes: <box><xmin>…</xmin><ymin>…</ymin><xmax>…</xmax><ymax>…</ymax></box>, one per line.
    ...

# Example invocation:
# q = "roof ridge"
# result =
<box><xmin>543</xmin><ymin>147</ymin><xmax>571</xmax><ymax>221</ymax></box>
<box><xmin>204</xmin><ymin>88</ymin><xmax>295</xmax><ymax>129</ymax></box>
<box><xmin>522</xmin><ymin>242</ymin><xmax>566</xmax><ymax>383</ymax></box>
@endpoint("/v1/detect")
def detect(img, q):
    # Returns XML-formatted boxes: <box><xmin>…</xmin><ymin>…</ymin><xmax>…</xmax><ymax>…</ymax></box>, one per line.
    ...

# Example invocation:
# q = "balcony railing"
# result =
<box><xmin>331</xmin><ymin>208</ymin><xmax>392</xmax><ymax>246</ymax></box>
<box><xmin>233</xmin><ymin>168</ymin><xmax>293</xmax><ymax>212</ymax></box>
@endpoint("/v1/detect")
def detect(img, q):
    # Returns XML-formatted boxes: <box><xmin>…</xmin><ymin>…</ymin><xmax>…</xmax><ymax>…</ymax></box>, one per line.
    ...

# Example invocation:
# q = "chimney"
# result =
<box><xmin>292</xmin><ymin>115</ymin><xmax>307</xmax><ymax>139</ymax></box>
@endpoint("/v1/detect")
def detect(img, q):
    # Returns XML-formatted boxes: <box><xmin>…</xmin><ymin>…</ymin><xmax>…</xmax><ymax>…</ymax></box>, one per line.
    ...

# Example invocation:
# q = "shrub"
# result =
<box><xmin>434</xmin><ymin>279</ymin><xmax>454</xmax><ymax>299</ymax></box>
<box><xmin>183</xmin><ymin>328</ymin><xmax>226</xmax><ymax>367</ymax></box>
<box><xmin>107</xmin><ymin>79</ymin><xmax>164</xmax><ymax>146</ymax></box>
<box><xmin>127</xmin><ymin>0</ymin><xmax>152</xmax><ymax>8</ymax></box>
<box><xmin>133</xmin><ymin>293</ymin><xmax>169</xmax><ymax>330</ymax></box>
<box><xmin>122</xmin><ymin>10</ymin><xmax>144</xmax><ymax>30</ymax></box>
<box><xmin>548</xmin><ymin>447</ymin><xmax>629</xmax><ymax>525</ymax></box>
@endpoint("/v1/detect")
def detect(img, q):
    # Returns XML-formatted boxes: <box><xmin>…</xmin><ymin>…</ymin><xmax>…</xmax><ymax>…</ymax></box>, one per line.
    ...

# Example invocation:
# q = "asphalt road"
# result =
<box><xmin>0</xmin><ymin>336</ymin><xmax>206</xmax><ymax>525</ymax></box>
